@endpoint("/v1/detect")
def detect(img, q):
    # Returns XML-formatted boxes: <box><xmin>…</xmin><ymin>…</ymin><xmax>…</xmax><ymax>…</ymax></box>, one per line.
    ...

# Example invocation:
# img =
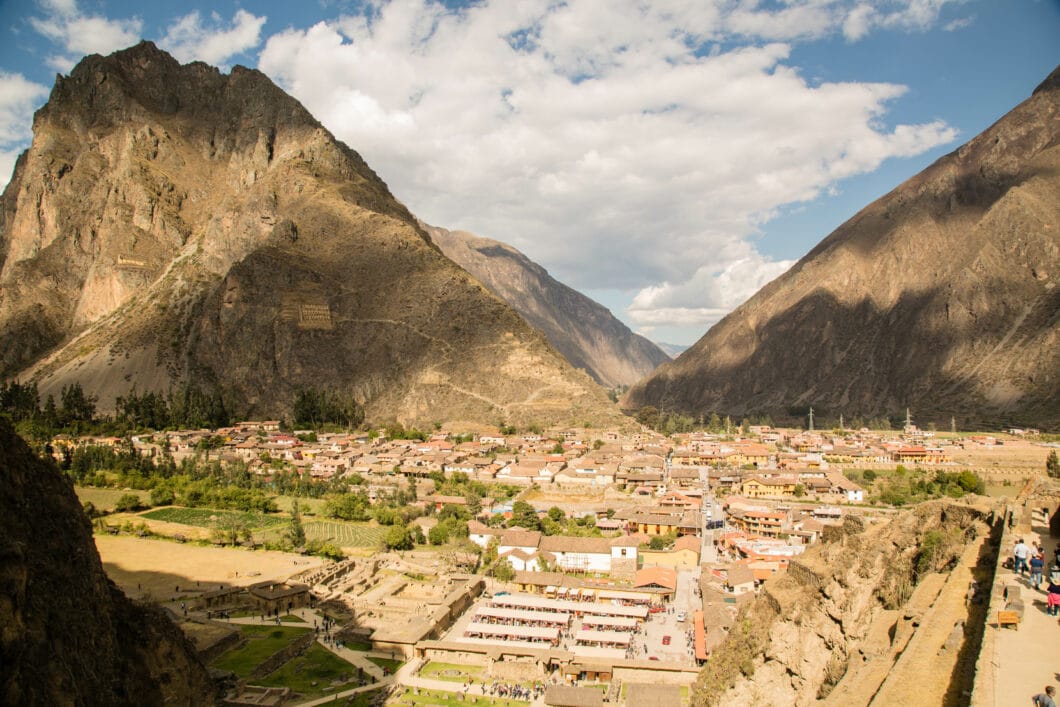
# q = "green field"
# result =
<box><xmin>419</xmin><ymin>662</ymin><xmax>484</xmax><ymax>683</ymax></box>
<box><xmin>212</xmin><ymin>625</ymin><xmax>312</xmax><ymax>676</ymax></box>
<box><xmin>140</xmin><ymin>507</ymin><xmax>288</xmax><ymax>529</ymax></box>
<box><xmin>257</xmin><ymin>643</ymin><xmax>363</xmax><ymax>696</ymax></box>
<box><xmin>75</xmin><ymin>486</ymin><xmax>150</xmax><ymax>511</ymax></box>
<box><xmin>307</xmin><ymin>520</ymin><xmax>387</xmax><ymax>547</ymax></box>
<box><xmin>389</xmin><ymin>687</ymin><xmax>526</xmax><ymax>707</ymax></box>
<box><xmin>368</xmin><ymin>656</ymin><xmax>403</xmax><ymax>673</ymax></box>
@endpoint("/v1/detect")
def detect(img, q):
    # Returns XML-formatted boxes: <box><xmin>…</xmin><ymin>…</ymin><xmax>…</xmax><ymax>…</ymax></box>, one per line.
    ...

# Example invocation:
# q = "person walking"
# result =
<box><xmin>1047</xmin><ymin>581</ymin><xmax>1060</xmax><ymax>617</ymax></box>
<box><xmin>1014</xmin><ymin>539</ymin><xmax>1032</xmax><ymax>576</ymax></box>
<box><xmin>1033</xmin><ymin>686</ymin><xmax>1057</xmax><ymax>707</ymax></box>
<box><xmin>1031</xmin><ymin>553</ymin><xmax>1046</xmax><ymax>589</ymax></box>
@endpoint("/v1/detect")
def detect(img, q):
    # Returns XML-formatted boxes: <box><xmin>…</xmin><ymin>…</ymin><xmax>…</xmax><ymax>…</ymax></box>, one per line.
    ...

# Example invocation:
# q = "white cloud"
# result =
<box><xmin>258</xmin><ymin>0</ymin><xmax>960</xmax><ymax>337</ymax></box>
<box><xmin>629</xmin><ymin>253</ymin><xmax>796</xmax><ymax>330</ymax></box>
<box><xmin>0</xmin><ymin>72</ymin><xmax>49</xmax><ymax>191</ymax></box>
<box><xmin>29</xmin><ymin>0</ymin><xmax>142</xmax><ymax>73</ymax></box>
<box><xmin>159</xmin><ymin>9</ymin><xmax>267</xmax><ymax>67</ymax></box>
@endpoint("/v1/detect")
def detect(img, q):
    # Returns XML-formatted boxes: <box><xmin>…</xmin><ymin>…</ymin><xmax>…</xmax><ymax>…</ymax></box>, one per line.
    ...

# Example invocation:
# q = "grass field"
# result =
<box><xmin>140</xmin><ymin>507</ymin><xmax>288</xmax><ymax>529</ymax></box>
<box><xmin>256</xmin><ymin>643</ymin><xmax>363</xmax><ymax>696</ymax></box>
<box><xmin>211</xmin><ymin>625</ymin><xmax>312</xmax><ymax>676</ymax></box>
<box><xmin>389</xmin><ymin>688</ymin><xmax>526</xmax><ymax>707</ymax></box>
<box><xmin>75</xmin><ymin>486</ymin><xmax>149</xmax><ymax>511</ymax></box>
<box><xmin>419</xmin><ymin>662</ymin><xmax>484</xmax><ymax>683</ymax></box>
<box><xmin>367</xmin><ymin>656</ymin><xmax>403</xmax><ymax>673</ymax></box>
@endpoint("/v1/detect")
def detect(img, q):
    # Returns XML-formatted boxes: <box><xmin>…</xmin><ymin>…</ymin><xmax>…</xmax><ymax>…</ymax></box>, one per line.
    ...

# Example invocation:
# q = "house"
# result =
<box><xmin>741</xmin><ymin>475</ymin><xmax>797</xmax><ymax>499</ymax></box>
<box><xmin>638</xmin><ymin>534</ymin><xmax>701</xmax><ymax>569</ymax></box>
<box><xmin>633</xmin><ymin>566</ymin><xmax>678</xmax><ymax>597</ymax></box>
<box><xmin>538</xmin><ymin>536</ymin><xmax>613</xmax><ymax>573</ymax></box>
<box><xmin>498</xmin><ymin>528</ymin><xmax>542</xmax><ymax>555</ymax></box>
<box><xmin>825</xmin><ymin>472</ymin><xmax>865</xmax><ymax>502</ymax></box>
<box><xmin>467</xmin><ymin>520</ymin><xmax>504</xmax><ymax>549</ymax></box>
<box><xmin>726</xmin><ymin>565</ymin><xmax>756</xmax><ymax>595</ymax></box>
<box><xmin>501</xmin><ymin>548</ymin><xmax>550</xmax><ymax>572</ymax></box>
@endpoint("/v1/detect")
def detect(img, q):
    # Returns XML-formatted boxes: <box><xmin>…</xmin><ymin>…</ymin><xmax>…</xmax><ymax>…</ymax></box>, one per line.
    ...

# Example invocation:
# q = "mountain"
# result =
<box><xmin>426</xmin><ymin>225</ymin><xmax>669</xmax><ymax>388</ymax></box>
<box><xmin>0</xmin><ymin>417</ymin><xmax>216</xmax><ymax>704</ymax></box>
<box><xmin>655</xmin><ymin>342</ymin><xmax>689</xmax><ymax>358</ymax></box>
<box><xmin>0</xmin><ymin>42</ymin><xmax>623</xmax><ymax>429</ymax></box>
<box><xmin>625</xmin><ymin>66</ymin><xmax>1060</xmax><ymax>430</ymax></box>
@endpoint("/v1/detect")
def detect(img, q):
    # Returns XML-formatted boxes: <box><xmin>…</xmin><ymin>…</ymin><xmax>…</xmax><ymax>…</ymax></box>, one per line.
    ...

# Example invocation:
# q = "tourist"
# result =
<box><xmin>1014</xmin><ymin>539</ymin><xmax>1032</xmax><ymax>575</ymax></box>
<box><xmin>1031</xmin><ymin>553</ymin><xmax>1046</xmax><ymax>589</ymax></box>
<box><xmin>1033</xmin><ymin>686</ymin><xmax>1057</xmax><ymax>707</ymax></box>
<box><xmin>1047</xmin><ymin>581</ymin><xmax>1060</xmax><ymax>617</ymax></box>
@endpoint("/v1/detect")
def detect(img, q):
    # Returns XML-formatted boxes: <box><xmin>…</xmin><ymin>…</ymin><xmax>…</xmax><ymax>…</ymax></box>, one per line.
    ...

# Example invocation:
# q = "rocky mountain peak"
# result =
<box><xmin>0</xmin><ymin>44</ymin><xmax>622</xmax><ymax>429</ymax></box>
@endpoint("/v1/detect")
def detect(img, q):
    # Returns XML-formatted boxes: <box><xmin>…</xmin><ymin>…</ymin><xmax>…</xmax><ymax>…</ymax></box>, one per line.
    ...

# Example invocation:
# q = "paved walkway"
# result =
<box><xmin>992</xmin><ymin>506</ymin><xmax>1059</xmax><ymax>705</ymax></box>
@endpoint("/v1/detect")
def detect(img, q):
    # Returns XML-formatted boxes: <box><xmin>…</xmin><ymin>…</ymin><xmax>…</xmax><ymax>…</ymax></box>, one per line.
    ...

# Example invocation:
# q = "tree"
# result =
<box><xmin>493</xmin><ymin>558</ymin><xmax>515</xmax><ymax>582</ymax></box>
<box><xmin>1047</xmin><ymin>451</ymin><xmax>1060</xmax><ymax>479</ymax></box>
<box><xmin>635</xmin><ymin>406</ymin><xmax>660</xmax><ymax>430</ymax></box>
<box><xmin>511</xmin><ymin>501</ymin><xmax>541</xmax><ymax>531</ymax></box>
<box><xmin>384</xmin><ymin>525</ymin><xmax>414</xmax><ymax>551</ymax></box>
<box><xmin>287</xmin><ymin>499</ymin><xmax>307</xmax><ymax>548</ymax></box>
<box><xmin>547</xmin><ymin>506</ymin><xmax>565</xmax><ymax>522</ymax></box>
<box><xmin>793</xmin><ymin>483</ymin><xmax>806</xmax><ymax>498</ymax></box>
<box><xmin>428</xmin><ymin>525</ymin><xmax>449</xmax><ymax>545</ymax></box>
<box><xmin>150</xmin><ymin>486</ymin><xmax>176</xmax><ymax>506</ymax></box>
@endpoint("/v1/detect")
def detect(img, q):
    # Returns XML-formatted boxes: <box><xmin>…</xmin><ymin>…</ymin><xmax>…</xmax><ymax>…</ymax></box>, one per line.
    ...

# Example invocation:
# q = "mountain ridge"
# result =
<box><xmin>426</xmin><ymin>225</ymin><xmax>669</xmax><ymax>388</ymax></box>
<box><xmin>624</xmin><ymin>65</ymin><xmax>1060</xmax><ymax>430</ymax></box>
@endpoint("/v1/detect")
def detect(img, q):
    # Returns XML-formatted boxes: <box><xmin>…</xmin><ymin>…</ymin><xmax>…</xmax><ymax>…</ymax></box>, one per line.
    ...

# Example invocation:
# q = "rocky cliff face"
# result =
<box><xmin>692</xmin><ymin>500</ymin><xmax>992</xmax><ymax>706</ymax></box>
<box><xmin>0</xmin><ymin>42</ymin><xmax>622</xmax><ymax>428</ymax></box>
<box><xmin>0</xmin><ymin>418</ymin><xmax>217</xmax><ymax>705</ymax></box>
<box><xmin>625</xmin><ymin>66</ymin><xmax>1060</xmax><ymax>430</ymax></box>
<box><xmin>427</xmin><ymin>225</ymin><xmax>669</xmax><ymax>388</ymax></box>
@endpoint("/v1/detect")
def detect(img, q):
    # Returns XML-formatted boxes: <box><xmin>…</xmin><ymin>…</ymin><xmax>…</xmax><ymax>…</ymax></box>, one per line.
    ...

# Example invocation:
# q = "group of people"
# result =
<box><xmin>1012</xmin><ymin>538</ymin><xmax>1059</xmax><ymax>590</ymax></box>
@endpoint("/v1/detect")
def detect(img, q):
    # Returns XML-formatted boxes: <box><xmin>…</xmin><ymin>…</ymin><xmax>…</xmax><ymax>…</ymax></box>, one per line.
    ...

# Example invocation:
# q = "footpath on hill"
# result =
<box><xmin>985</xmin><ymin>498</ymin><xmax>1060</xmax><ymax>706</ymax></box>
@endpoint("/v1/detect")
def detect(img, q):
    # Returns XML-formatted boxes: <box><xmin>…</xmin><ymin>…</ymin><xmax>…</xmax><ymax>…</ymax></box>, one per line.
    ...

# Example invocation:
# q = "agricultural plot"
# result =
<box><xmin>303</xmin><ymin>520</ymin><xmax>388</xmax><ymax>548</ymax></box>
<box><xmin>140</xmin><ymin>507</ymin><xmax>287</xmax><ymax>530</ymax></box>
<box><xmin>75</xmin><ymin>486</ymin><xmax>149</xmax><ymax>511</ymax></box>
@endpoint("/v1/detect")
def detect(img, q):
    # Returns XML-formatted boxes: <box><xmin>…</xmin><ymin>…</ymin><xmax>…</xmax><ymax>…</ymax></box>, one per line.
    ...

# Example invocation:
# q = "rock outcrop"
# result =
<box><xmin>625</xmin><ymin>66</ymin><xmax>1060</xmax><ymax>430</ymax></box>
<box><xmin>692</xmin><ymin>500</ymin><xmax>994</xmax><ymax>706</ymax></box>
<box><xmin>427</xmin><ymin>225</ymin><xmax>669</xmax><ymax>388</ymax></box>
<box><xmin>0</xmin><ymin>417</ymin><xmax>217</xmax><ymax>705</ymax></box>
<box><xmin>0</xmin><ymin>42</ymin><xmax>623</xmax><ymax>428</ymax></box>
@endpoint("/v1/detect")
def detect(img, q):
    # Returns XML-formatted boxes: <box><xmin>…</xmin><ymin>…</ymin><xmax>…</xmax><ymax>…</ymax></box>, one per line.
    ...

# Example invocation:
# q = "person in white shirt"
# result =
<box><xmin>1014</xmin><ymin>539</ymin><xmax>1032</xmax><ymax>576</ymax></box>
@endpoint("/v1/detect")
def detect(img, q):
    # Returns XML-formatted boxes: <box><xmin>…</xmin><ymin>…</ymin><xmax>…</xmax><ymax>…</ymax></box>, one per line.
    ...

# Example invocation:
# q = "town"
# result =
<box><xmin>50</xmin><ymin>414</ymin><xmax>1050</xmax><ymax>706</ymax></box>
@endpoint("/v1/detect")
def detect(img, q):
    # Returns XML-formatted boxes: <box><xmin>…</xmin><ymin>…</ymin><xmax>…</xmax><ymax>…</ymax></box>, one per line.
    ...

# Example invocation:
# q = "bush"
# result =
<box><xmin>428</xmin><ymin>525</ymin><xmax>449</xmax><ymax>545</ymax></box>
<box><xmin>150</xmin><ymin>486</ymin><xmax>175</xmax><ymax>506</ymax></box>
<box><xmin>114</xmin><ymin>493</ymin><xmax>147</xmax><ymax>513</ymax></box>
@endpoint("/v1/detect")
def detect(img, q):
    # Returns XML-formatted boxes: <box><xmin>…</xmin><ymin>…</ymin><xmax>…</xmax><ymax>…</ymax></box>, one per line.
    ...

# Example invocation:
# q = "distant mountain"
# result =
<box><xmin>625</xmin><ymin>66</ymin><xmax>1060</xmax><ymax>430</ymax></box>
<box><xmin>427</xmin><ymin>226</ymin><xmax>669</xmax><ymax>388</ymax></box>
<box><xmin>0</xmin><ymin>42</ymin><xmax>623</xmax><ymax>429</ymax></box>
<box><xmin>654</xmin><ymin>342</ymin><xmax>689</xmax><ymax>358</ymax></box>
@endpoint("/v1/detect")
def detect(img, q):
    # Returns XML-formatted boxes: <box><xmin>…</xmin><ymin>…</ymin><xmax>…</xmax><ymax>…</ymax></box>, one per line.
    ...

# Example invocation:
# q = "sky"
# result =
<box><xmin>0</xmin><ymin>1</ymin><xmax>1057</xmax><ymax>347</ymax></box>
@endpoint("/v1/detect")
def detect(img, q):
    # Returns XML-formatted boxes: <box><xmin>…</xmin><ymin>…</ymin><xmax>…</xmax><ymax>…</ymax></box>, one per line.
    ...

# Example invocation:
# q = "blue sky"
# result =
<box><xmin>1</xmin><ymin>0</ymin><xmax>1057</xmax><ymax>347</ymax></box>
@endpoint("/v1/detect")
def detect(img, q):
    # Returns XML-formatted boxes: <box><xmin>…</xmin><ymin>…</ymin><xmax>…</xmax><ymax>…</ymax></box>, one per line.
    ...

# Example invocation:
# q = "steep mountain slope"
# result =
<box><xmin>0</xmin><ymin>42</ymin><xmax>622</xmax><ymax>428</ymax></box>
<box><xmin>426</xmin><ymin>225</ymin><xmax>669</xmax><ymax>388</ymax></box>
<box><xmin>0</xmin><ymin>418</ymin><xmax>217</xmax><ymax>704</ymax></box>
<box><xmin>625</xmin><ymin>66</ymin><xmax>1060</xmax><ymax>430</ymax></box>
